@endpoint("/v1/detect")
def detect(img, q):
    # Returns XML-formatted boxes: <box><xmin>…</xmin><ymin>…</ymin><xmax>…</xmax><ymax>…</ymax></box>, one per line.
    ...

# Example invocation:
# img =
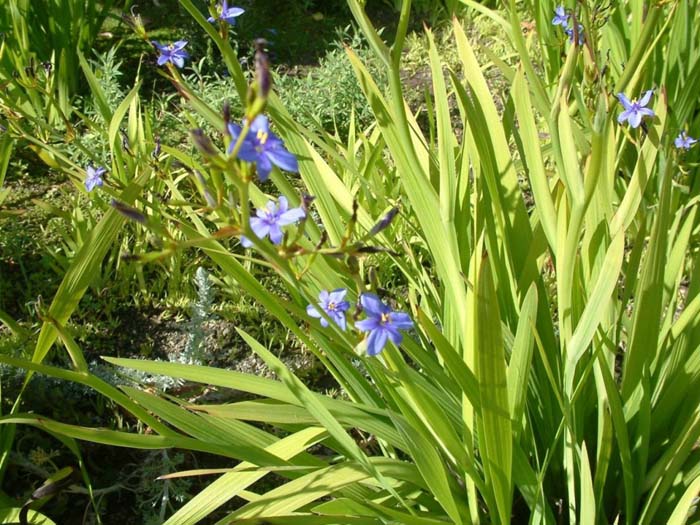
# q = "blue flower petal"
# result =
<box><xmin>250</xmin><ymin>115</ymin><xmax>270</xmax><ymax>135</ymax></box>
<box><xmin>355</xmin><ymin>317</ymin><xmax>380</xmax><ymax>332</ymax></box>
<box><xmin>256</xmin><ymin>154</ymin><xmax>273</xmax><ymax>181</ymax></box>
<box><xmin>617</xmin><ymin>109</ymin><xmax>631</xmax><ymax>124</ymax></box>
<box><xmin>278</xmin><ymin>207</ymin><xmax>305</xmax><ymax>226</ymax></box>
<box><xmin>266</xmin><ymin>147</ymin><xmax>299</xmax><ymax>173</ymax></box>
<box><xmin>227</xmin><ymin>123</ymin><xmax>243</xmax><ymax>141</ymax></box>
<box><xmin>236</xmin><ymin>142</ymin><xmax>259</xmax><ymax>163</ymax></box>
<box><xmin>360</xmin><ymin>293</ymin><xmax>388</xmax><ymax>316</ymax></box>
<box><xmin>616</xmin><ymin>93</ymin><xmax>632</xmax><ymax>110</ymax></box>
<box><xmin>328</xmin><ymin>289</ymin><xmax>347</xmax><ymax>304</ymax></box>
<box><xmin>639</xmin><ymin>89</ymin><xmax>653</xmax><ymax>107</ymax></box>
<box><xmin>366</xmin><ymin>329</ymin><xmax>388</xmax><ymax>356</ymax></box>
<box><xmin>629</xmin><ymin>111</ymin><xmax>643</xmax><ymax>129</ymax></box>
<box><xmin>250</xmin><ymin>217</ymin><xmax>270</xmax><ymax>240</ymax></box>
<box><xmin>390</xmin><ymin>312</ymin><xmax>414</xmax><ymax>330</ymax></box>
<box><xmin>386</xmin><ymin>327</ymin><xmax>403</xmax><ymax>346</ymax></box>
<box><xmin>268</xmin><ymin>223</ymin><xmax>284</xmax><ymax>244</ymax></box>
<box><xmin>334</xmin><ymin>314</ymin><xmax>347</xmax><ymax>331</ymax></box>
<box><xmin>306</xmin><ymin>304</ymin><xmax>322</xmax><ymax>318</ymax></box>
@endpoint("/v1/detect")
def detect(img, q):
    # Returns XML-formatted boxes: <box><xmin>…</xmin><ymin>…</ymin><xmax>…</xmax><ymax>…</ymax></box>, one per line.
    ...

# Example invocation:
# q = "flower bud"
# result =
<box><xmin>368</xmin><ymin>207</ymin><xmax>399</xmax><ymax>236</ymax></box>
<box><xmin>246</xmin><ymin>38</ymin><xmax>272</xmax><ymax>120</ymax></box>
<box><xmin>110</xmin><ymin>199</ymin><xmax>147</xmax><ymax>224</ymax></box>
<box><xmin>190</xmin><ymin>128</ymin><xmax>218</xmax><ymax>157</ymax></box>
<box><xmin>301</xmin><ymin>193</ymin><xmax>315</xmax><ymax>213</ymax></box>
<box><xmin>223</xmin><ymin>101</ymin><xmax>231</xmax><ymax>127</ymax></box>
<box><xmin>195</xmin><ymin>170</ymin><xmax>217</xmax><ymax>208</ymax></box>
<box><xmin>122</xmin><ymin>7</ymin><xmax>147</xmax><ymax>39</ymax></box>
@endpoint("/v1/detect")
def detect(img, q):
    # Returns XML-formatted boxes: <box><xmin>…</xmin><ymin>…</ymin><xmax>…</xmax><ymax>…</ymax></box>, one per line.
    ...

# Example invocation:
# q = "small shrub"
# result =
<box><xmin>275</xmin><ymin>26</ymin><xmax>385</xmax><ymax>136</ymax></box>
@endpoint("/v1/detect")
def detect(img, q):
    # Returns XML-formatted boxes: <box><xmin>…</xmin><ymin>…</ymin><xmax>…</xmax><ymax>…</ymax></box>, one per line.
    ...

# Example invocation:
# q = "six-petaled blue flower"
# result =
<box><xmin>228</xmin><ymin>115</ymin><xmax>299</xmax><ymax>181</ymax></box>
<box><xmin>355</xmin><ymin>293</ymin><xmax>414</xmax><ymax>356</ymax></box>
<box><xmin>153</xmin><ymin>40</ymin><xmax>189</xmax><ymax>68</ymax></box>
<box><xmin>552</xmin><ymin>6</ymin><xmax>569</xmax><ymax>27</ymax></box>
<box><xmin>675</xmin><ymin>131</ymin><xmax>698</xmax><ymax>150</ymax></box>
<box><xmin>241</xmin><ymin>196</ymin><xmax>305</xmax><ymax>247</ymax></box>
<box><xmin>565</xmin><ymin>24</ymin><xmax>584</xmax><ymax>45</ymax></box>
<box><xmin>306</xmin><ymin>289</ymin><xmax>350</xmax><ymax>330</ymax></box>
<box><xmin>85</xmin><ymin>165</ymin><xmax>106</xmax><ymax>192</ymax></box>
<box><xmin>617</xmin><ymin>90</ymin><xmax>655</xmax><ymax>129</ymax></box>
<box><xmin>208</xmin><ymin>1</ymin><xmax>245</xmax><ymax>25</ymax></box>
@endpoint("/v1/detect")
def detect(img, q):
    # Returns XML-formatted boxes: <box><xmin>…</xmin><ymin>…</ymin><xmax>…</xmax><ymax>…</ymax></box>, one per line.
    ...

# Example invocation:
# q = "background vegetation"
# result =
<box><xmin>1</xmin><ymin>0</ymin><xmax>700</xmax><ymax>524</ymax></box>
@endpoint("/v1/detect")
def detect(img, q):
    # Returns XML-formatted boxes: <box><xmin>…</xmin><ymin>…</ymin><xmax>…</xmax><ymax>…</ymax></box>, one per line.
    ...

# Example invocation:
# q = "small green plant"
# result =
<box><xmin>181</xmin><ymin>267</ymin><xmax>213</xmax><ymax>366</ymax></box>
<box><xmin>275</xmin><ymin>26</ymin><xmax>385</xmax><ymax>136</ymax></box>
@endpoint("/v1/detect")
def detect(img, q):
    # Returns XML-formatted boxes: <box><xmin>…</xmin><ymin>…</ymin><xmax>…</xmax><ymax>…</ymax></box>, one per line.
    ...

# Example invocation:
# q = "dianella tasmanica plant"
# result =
<box><xmin>2</xmin><ymin>0</ymin><xmax>700</xmax><ymax>523</ymax></box>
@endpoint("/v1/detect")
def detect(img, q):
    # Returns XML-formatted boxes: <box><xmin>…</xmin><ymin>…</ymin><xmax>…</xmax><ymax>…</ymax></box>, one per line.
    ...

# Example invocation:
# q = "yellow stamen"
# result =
<box><xmin>256</xmin><ymin>129</ymin><xmax>269</xmax><ymax>145</ymax></box>
<box><xmin>380</xmin><ymin>313</ymin><xmax>390</xmax><ymax>324</ymax></box>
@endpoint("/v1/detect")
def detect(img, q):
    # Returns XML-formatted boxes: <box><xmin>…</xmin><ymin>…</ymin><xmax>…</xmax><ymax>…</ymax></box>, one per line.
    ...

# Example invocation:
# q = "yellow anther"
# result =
<box><xmin>256</xmin><ymin>129</ymin><xmax>269</xmax><ymax>145</ymax></box>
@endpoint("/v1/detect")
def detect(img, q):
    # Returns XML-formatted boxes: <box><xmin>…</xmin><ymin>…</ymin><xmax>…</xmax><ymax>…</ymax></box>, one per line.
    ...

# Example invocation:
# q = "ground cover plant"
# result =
<box><xmin>2</xmin><ymin>0</ymin><xmax>700</xmax><ymax>523</ymax></box>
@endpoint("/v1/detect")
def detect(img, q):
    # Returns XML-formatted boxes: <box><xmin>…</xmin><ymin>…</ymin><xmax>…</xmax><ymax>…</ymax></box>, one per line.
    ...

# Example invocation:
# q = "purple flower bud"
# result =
<box><xmin>152</xmin><ymin>136</ymin><xmax>161</xmax><ymax>159</ymax></box>
<box><xmin>254</xmin><ymin>38</ymin><xmax>271</xmax><ymax>100</ymax></box>
<box><xmin>190</xmin><ymin>129</ymin><xmax>218</xmax><ymax>157</ymax></box>
<box><xmin>110</xmin><ymin>199</ymin><xmax>147</xmax><ymax>224</ymax></box>
<box><xmin>301</xmin><ymin>193</ymin><xmax>315</xmax><ymax>213</ymax></box>
<box><xmin>223</xmin><ymin>102</ymin><xmax>231</xmax><ymax>127</ymax></box>
<box><xmin>369</xmin><ymin>207</ymin><xmax>399</xmax><ymax>236</ymax></box>
<box><xmin>195</xmin><ymin>171</ymin><xmax>217</xmax><ymax>208</ymax></box>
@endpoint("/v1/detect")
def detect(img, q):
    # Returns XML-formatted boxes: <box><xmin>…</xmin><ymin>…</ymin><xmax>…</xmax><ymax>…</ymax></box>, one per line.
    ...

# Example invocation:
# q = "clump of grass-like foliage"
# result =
<box><xmin>2</xmin><ymin>1</ymin><xmax>700</xmax><ymax>524</ymax></box>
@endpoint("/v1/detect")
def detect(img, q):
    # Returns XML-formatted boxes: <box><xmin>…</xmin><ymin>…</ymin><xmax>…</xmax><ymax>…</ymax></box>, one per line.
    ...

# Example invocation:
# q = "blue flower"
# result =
<box><xmin>617</xmin><ymin>90</ymin><xmax>654</xmax><ymax>129</ymax></box>
<box><xmin>675</xmin><ymin>131</ymin><xmax>698</xmax><ymax>150</ymax></box>
<box><xmin>306</xmin><ymin>289</ymin><xmax>350</xmax><ymax>330</ymax></box>
<box><xmin>552</xmin><ymin>6</ymin><xmax>569</xmax><ymax>27</ymax></box>
<box><xmin>241</xmin><ymin>196</ymin><xmax>305</xmax><ymax>247</ymax></box>
<box><xmin>355</xmin><ymin>293</ymin><xmax>414</xmax><ymax>356</ymax></box>
<box><xmin>85</xmin><ymin>165</ymin><xmax>106</xmax><ymax>192</ymax></box>
<box><xmin>207</xmin><ymin>1</ymin><xmax>244</xmax><ymax>25</ymax></box>
<box><xmin>153</xmin><ymin>40</ymin><xmax>189</xmax><ymax>68</ymax></box>
<box><xmin>227</xmin><ymin>115</ymin><xmax>299</xmax><ymax>181</ymax></box>
<box><xmin>565</xmin><ymin>24</ymin><xmax>584</xmax><ymax>45</ymax></box>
